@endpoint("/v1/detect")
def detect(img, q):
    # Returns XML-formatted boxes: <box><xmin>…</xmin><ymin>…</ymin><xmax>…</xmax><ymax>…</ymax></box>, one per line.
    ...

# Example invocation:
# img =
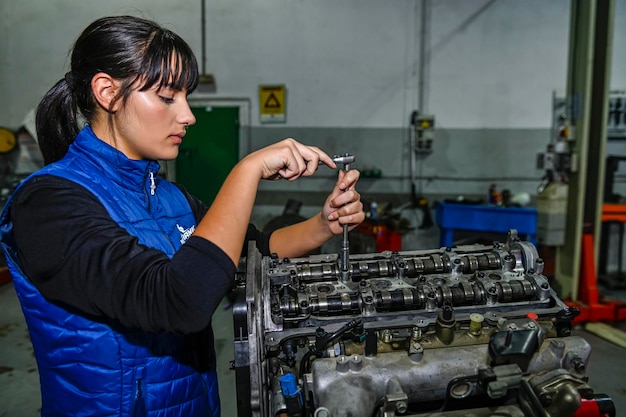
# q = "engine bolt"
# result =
<box><xmin>469</xmin><ymin>313</ymin><xmax>484</xmax><ymax>336</ymax></box>
<box><xmin>335</xmin><ymin>355</ymin><xmax>349</xmax><ymax>373</ymax></box>
<box><xmin>382</xmin><ymin>329</ymin><xmax>392</xmax><ymax>343</ymax></box>
<box><xmin>314</xmin><ymin>408</ymin><xmax>331</xmax><ymax>417</ymax></box>
<box><xmin>349</xmin><ymin>355</ymin><xmax>363</xmax><ymax>372</ymax></box>
<box><xmin>411</xmin><ymin>326</ymin><xmax>422</xmax><ymax>341</ymax></box>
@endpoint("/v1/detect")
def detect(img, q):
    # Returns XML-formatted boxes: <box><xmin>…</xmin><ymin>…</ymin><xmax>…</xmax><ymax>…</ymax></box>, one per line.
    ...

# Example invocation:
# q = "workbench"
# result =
<box><xmin>435</xmin><ymin>201</ymin><xmax>537</xmax><ymax>248</ymax></box>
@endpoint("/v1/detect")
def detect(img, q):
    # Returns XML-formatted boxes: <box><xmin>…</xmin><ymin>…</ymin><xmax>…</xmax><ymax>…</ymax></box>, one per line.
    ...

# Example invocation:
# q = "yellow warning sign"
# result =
<box><xmin>259</xmin><ymin>85</ymin><xmax>286</xmax><ymax>123</ymax></box>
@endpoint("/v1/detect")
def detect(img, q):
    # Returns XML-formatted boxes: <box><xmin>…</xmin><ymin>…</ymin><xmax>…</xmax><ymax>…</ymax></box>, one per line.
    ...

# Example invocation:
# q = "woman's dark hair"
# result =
<box><xmin>36</xmin><ymin>15</ymin><xmax>199</xmax><ymax>164</ymax></box>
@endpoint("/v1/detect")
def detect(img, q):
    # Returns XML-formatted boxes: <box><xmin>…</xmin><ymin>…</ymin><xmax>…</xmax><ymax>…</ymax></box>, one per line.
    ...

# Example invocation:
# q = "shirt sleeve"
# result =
<box><xmin>10</xmin><ymin>175</ymin><xmax>236</xmax><ymax>334</ymax></box>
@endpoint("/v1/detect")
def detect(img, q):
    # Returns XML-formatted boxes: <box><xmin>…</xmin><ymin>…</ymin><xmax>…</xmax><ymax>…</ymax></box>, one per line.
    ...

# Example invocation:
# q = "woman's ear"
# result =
<box><xmin>91</xmin><ymin>73</ymin><xmax>121</xmax><ymax>113</ymax></box>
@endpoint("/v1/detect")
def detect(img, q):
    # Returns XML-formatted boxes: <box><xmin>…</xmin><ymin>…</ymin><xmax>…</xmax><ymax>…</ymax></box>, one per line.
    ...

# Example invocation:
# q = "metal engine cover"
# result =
<box><xmin>232</xmin><ymin>230</ymin><xmax>615</xmax><ymax>417</ymax></box>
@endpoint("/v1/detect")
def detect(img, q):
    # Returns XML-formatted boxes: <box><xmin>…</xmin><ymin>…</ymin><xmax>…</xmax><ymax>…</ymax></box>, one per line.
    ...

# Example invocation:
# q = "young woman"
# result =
<box><xmin>0</xmin><ymin>15</ymin><xmax>364</xmax><ymax>417</ymax></box>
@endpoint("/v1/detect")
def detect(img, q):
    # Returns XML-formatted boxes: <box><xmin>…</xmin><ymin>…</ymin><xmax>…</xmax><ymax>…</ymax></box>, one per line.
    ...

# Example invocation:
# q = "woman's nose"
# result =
<box><xmin>181</xmin><ymin>104</ymin><xmax>196</xmax><ymax>127</ymax></box>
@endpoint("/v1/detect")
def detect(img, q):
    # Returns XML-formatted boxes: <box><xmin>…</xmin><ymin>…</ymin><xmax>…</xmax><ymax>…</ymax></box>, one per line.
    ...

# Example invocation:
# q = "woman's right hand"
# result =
<box><xmin>196</xmin><ymin>137</ymin><xmax>337</xmax><ymax>265</ymax></box>
<box><xmin>243</xmin><ymin>138</ymin><xmax>336</xmax><ymax>181</ymax></box>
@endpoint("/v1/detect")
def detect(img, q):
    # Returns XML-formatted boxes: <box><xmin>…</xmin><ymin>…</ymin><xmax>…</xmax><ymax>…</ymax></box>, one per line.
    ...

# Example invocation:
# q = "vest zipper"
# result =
<box><xmin>145</xmin><ymin>169</ymin><xmax>178</xmax><ymax>251</ymax></box>
<box><xmin>149</xmin><ymin>172</ymin><xmax>156</xmax><ymax>196</ymax></box>
<box><xmin>132</xmin><ymin>368</ymin><xmax>147</xmax><ymax>417</ymax></box>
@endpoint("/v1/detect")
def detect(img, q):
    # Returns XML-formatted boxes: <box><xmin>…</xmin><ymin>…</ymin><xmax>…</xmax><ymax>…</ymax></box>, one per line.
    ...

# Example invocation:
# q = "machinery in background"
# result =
<box><xmin>409</xmin><ymin>111</ymin><xmax>435</xmax><ymax>230</ymax></box>
<box><xmin>537</xmin><ymin>112</ymin><xmax>576</xmax><ymax>193</ymax></box>
<box><xmin>537</xmin><ymin>101</ymin><xmax>626</xmax><ymax>324</ymax></box>
<box><xmin>536</xmin><ymin>111</ymin><xmax>576</xmax><ymax>246</ymax></box>
<box><xmin>0</xmin><ymin>127</ymin><xmax>17</xmax><ymax>154</ymax></box>
<box><xmin>0</xmin><ymin>127</ymin><xmax>18</xmax><ymax>208</ymax></box>
<box><xmin>537</xmin><ymin>89</ymin><xmax>626</xmax><ymax>248</ymax></box>
<box><xmin>355</xmin><ymin>201</ymin><xmax>415</xmax><ymax>254</ymax></box>
<box><xmin>231</xmin><ymin>230</ymin><xmax>615</xmax><ymax>417</ymax></box>
<box><xmin>410</xmin><ymin>111</ymin><xmax>435</xmax><ymax>156</ymax></box>
<box><xmin>607</xmin><ymin>91</ymin><xmax>626</xmax><ymax>140</ymax></box>
<box><xmin>0</xmin><ymin>126</ymin><xmax>44</xmax><ymax>208</ymax></box>
<box><xmin>598</xmin><ymin>156</ymin><xmax>626</xmax><ymax>289</ymax></box>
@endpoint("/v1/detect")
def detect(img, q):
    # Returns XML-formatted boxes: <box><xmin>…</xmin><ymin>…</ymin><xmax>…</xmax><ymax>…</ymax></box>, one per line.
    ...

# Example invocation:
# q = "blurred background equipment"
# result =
<box><xmin>536</xmin><ymin>109</ymin><xmax>575</xmax><ymax>247</ymax></box>
<box><xmin>408</xmin><ymin>110</ymin><xmax>435</xmax><ymax>230</ymax></box>
<box><xmin>0</xmin><ymin>127</ymin><xmax>17</xmax><ymax>154</ymax></box>
<box><xmin>0</xmin><ymin>125</ymin><xmax>43</xmax><ymax>209</ymax></box>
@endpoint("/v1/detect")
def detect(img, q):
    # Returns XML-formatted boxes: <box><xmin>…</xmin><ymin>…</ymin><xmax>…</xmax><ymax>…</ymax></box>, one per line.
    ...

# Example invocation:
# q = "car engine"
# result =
<box><xmin>232</xmin><ymin>230</ymin><xmax>616</xmax><ymax>417</ymax></box>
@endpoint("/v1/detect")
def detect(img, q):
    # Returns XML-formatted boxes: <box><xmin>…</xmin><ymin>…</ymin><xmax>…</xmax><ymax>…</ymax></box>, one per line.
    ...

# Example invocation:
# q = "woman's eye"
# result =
<box><xmin>159</xmin><ymin>96</ymin><xmax>175</xmax><ymax>104</ymax></box>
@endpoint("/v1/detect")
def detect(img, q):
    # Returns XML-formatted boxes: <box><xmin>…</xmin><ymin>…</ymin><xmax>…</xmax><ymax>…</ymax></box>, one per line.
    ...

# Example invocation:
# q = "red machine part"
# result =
<box><xmin>572</xmin><ymin>395</ymin><xmax>616</xmax><ymax>417</ymax></box>
<box><xmin>566</xmin><ymin>231</ymin><xmax>626</xmax><ymax>325</ymax></box>
<box><xmin>356</xmin><ymin>222</ymin><xmax>402</xmax><ymax>253</ymax></box>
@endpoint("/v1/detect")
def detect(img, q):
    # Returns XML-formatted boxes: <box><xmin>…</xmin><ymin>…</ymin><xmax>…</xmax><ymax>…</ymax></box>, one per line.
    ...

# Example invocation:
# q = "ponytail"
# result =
<box><xmin>35</xmin><ymin>76</ymin><xmax>80</xmax><ymax>165</ymax></box>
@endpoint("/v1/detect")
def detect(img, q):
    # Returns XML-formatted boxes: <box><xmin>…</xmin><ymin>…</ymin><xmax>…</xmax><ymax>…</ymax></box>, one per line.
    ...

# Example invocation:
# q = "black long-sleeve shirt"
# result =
<box><xmin>10</xmin><ymin>175</ymin><xmax>272</xmax><ymax>334</ymax></box>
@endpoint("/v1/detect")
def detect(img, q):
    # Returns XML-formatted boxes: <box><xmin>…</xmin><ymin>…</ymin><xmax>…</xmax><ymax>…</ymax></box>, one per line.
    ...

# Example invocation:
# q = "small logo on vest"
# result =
<box><xmin>177</xmin><ymin>224</ymin><xmax>195</xmax><ymax>245</ymax></box>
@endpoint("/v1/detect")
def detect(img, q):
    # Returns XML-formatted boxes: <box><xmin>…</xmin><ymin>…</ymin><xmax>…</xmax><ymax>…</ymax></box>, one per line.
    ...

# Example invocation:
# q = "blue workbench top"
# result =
<box><xmin>435</xmin><ymin>201</ymin><xmax>537</xmax><ymax>247</ymax></box>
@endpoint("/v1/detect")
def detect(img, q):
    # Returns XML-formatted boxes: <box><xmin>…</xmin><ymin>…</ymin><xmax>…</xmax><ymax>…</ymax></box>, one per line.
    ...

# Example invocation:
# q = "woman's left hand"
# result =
<box><xmin>321</xmin><ymin>169</ymin><xmax>365</xmax><ymax>235</ymax></box>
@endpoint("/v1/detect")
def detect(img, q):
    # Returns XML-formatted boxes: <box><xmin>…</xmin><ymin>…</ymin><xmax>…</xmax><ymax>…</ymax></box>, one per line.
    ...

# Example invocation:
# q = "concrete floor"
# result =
<box><xmin>1</xmin><ymin>279</ymin><xmax>626</xmax><ymax>416</ymax></box>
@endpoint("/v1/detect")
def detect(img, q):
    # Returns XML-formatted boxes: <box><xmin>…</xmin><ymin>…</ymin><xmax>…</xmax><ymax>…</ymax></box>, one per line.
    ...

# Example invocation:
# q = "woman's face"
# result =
<box><xmin>110</xmin><ymin>84</ymin><xmax>196</xmax><ymax>161</ymax></box>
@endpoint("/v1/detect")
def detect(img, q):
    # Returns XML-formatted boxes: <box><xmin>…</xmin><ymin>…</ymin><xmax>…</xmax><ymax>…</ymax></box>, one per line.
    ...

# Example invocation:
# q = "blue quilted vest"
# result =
<box><xmin>0</xmin><ymin>126</ymin><xmax>220</xmax><ymax>417</ymax></box>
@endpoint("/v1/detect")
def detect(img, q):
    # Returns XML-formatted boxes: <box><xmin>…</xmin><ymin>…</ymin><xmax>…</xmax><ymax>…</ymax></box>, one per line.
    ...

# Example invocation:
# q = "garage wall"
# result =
<box><xmin>0</xmin><ymin>0</ymin><xmax>625</xmax><ymax>200</ymax></box>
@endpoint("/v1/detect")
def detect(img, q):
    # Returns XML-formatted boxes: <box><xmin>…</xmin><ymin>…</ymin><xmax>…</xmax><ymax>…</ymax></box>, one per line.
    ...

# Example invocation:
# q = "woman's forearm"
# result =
<box><xmin>268</xmin><ymin>213</ymin><xmax>334</xmax><ymax>258</ymax></box>
<box><xmin>193</xmin><ymin>159</ymin><xmax>261</xmax><ymax>264</ymax></box>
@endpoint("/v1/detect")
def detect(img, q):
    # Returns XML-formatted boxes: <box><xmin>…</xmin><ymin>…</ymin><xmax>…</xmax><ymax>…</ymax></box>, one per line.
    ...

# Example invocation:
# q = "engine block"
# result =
<box><xmin>232</xmin><ymin>230</ymin><xmax>615</xmax><ymax>417</ymax></box>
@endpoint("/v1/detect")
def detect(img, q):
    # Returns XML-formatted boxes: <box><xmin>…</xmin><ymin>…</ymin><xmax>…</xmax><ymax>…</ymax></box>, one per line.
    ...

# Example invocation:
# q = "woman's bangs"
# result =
<box><xmin>139</xmin><ymin>34</ymin><xmax>198</xmax><ymax>93</ymax></box>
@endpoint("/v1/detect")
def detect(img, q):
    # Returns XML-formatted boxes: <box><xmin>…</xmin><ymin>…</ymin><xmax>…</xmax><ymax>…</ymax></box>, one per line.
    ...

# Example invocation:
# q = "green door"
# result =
<box><xmin>176</xmin><ymin>106</ymin><xmax>239</xmax><ymax>206</ymax></box>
